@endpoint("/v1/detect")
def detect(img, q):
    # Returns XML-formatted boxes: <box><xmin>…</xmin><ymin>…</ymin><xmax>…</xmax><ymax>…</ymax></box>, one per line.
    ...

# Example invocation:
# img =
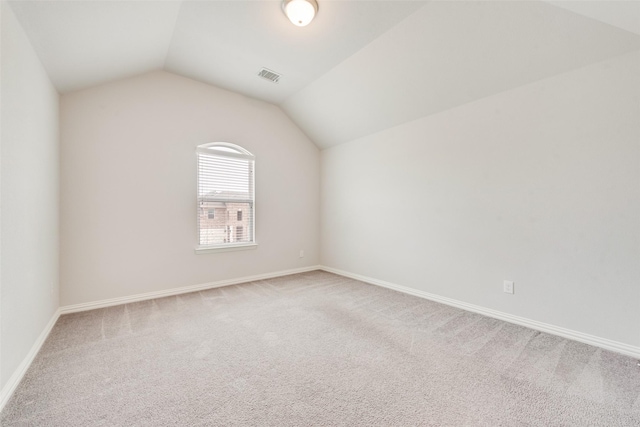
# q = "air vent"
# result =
<box><xmin>258</xmin><ymin>68</ymin><xmax>281</xmax><ymax>83</ymax></box>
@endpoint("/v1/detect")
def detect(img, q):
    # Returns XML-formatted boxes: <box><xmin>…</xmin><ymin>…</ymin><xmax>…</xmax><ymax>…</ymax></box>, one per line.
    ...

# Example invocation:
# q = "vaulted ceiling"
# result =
<box><xmin>8</xmin><ymin>0</ymin><xmax>425</xmax><ymax>100</ymax></box>
<box><xmin>8</xmin><ymin>0</ymin><xmax>640</xmax><ymax>149</ymax></box>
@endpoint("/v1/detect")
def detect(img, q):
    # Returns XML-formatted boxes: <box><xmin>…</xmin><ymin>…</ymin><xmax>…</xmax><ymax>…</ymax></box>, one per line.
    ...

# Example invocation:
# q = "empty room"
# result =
<box><xmin>1</xmin><ymin>0</ymin><xmax>639</xmax><ymax>425</ymax></box>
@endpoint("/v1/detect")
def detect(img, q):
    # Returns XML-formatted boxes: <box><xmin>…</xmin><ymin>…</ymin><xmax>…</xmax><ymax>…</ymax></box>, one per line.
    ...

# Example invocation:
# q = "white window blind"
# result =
<box><xmin>197</xmin><ymin>143</ymin><xmax>255</xmax><ymax>248</ymax></box>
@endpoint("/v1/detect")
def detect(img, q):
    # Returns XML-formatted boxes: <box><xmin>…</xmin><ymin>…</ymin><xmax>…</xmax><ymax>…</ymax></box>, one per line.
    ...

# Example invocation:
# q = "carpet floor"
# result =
<box><xmin>2</xmin><ymin>271</ymin><xmax>639</xmax><ymax>426</ymax></box>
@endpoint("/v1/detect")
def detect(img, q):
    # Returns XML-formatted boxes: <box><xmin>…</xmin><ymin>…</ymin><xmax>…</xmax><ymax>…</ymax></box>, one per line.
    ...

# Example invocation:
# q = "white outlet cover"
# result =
<box><xmin>503</xmin><ymin>280</ymin><xmax>515</xmax><ymax>294</ymax></box>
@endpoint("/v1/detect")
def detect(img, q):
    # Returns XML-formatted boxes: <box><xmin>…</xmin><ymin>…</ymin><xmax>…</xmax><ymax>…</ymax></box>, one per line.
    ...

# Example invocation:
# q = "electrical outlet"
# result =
<box><xmin>503</xmin><ymin>280</ymin><xmax>514</xmax><ymax>294</ymax></box>
<box><xmin>299</xmin><ymin>250</ymin><xmax>304</xmax><ymax>258</ymax></box>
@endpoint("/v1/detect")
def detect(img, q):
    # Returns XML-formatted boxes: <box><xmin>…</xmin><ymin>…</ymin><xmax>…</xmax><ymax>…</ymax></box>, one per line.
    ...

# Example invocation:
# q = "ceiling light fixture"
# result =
<box><xmin>282</xmin><ymin>0</ymin><xmax>318</xmax><ymax>27</ymax></box>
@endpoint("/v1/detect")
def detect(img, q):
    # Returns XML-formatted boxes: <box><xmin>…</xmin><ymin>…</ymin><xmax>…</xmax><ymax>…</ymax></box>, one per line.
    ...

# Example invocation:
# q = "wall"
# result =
<box><xmin>0</xmin><ymin>1</ymin><xmax>60</xmax><ymax>391</ymax></box>
<box><xmin>60</xmin><ymin>71</ymin><xmax>320</xmax><ymax>306</ymax></box>
<box><xmin>321</xmin><ymin>51</ymin><xmax>640</xmax><ymax>347</ymax></box>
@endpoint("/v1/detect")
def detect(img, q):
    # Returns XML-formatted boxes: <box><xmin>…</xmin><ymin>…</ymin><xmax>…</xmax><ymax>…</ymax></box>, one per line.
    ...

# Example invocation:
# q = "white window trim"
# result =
<box><xmin>195</xmin><ymin>142</ymin><xmax>256</xmax><ymax>253</ymax></box>
<box><xmin>194</xmin><ymin>242</ymin><xmax>258</xmax><ymax>254</ymax></box>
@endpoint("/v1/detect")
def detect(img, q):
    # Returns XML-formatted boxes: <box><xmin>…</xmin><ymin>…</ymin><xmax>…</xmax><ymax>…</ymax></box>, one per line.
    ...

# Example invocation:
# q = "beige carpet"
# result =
<box><xmin>2</xmin><ymin>271</ymin><xmax>639</xmax><ymax>426</ymax></box>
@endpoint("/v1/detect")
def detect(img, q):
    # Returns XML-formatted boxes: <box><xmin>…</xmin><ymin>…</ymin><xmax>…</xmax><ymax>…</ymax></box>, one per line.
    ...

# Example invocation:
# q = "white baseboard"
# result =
<box><xmin>4</xmin><ymin>264</ymin><xmax>635</xmax><ymax>415</ymax></box>
<box><xmin>60</xmin><ymin>265</ymin><xmax>322</xmax><ymax>314</ymax></box>
<box><xmin>0</xmin><ymin>308</ymin><xmax>61</xmax><ymax>413</ymax></box>
<box><xmin>320</xmin><ymin>266</ymin><xmax>640</xmax><ymax>360</ymax></box>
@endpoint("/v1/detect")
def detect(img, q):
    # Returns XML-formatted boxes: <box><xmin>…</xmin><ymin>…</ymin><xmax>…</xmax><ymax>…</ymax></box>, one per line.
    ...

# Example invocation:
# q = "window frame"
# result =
<box><xmin>195</xmin><ymin>142</ymin><xmax>257</xmax><ymax>254</ymax></box>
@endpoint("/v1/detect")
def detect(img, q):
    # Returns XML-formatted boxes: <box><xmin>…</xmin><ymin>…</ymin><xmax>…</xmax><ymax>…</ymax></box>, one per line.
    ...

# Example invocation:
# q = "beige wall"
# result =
<box><xmin>60</xmin><ymin>71</ymin><xmax>320</xmax><ymax>306</ymax></box>
<box><xmin>1</xmin><ymin>1</ymin><xmax>60</xmax><ymax>390</ymax></box>
<box><xmin>321</xmin><ymin>51</ymin><xmax>640</xmax><ymax>347</ymax></box>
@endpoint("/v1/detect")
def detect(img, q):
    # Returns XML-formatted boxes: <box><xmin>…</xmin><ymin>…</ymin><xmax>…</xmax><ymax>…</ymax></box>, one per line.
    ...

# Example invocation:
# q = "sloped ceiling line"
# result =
<box><xmin>162</xmin><ymin>0</ymin><xmax>185</xmax><ymax>69</ymax></box>
<box><xmin>281</xmin><ymin>1</ymin><xmax>640</xmax><ymax>149</ymax></box>
<box><xmin>8</xmin><ymin>0</ymin><xmax>640</xmax><ymax>150</ymax></box>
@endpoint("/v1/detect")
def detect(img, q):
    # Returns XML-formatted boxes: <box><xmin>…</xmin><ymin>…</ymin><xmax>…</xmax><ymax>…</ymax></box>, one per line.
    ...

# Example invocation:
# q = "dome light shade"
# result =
<box><xmin>282</xmin><ymin>0</ymin><xmax>318</xmax><ymax>27</ymax></box>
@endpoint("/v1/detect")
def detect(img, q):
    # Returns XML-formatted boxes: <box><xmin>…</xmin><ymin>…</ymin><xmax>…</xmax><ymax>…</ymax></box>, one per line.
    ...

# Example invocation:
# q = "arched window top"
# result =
<box><xmin>197</xmin><ymin>142</ymin><xmax>254</xmax><ymax>160</ymax></box>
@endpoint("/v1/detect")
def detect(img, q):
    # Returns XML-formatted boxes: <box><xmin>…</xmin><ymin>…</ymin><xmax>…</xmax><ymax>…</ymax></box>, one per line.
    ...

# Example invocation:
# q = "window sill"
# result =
<box><xmin>194</xmin><ymin>243</ymin><xmax>258</xmax><ymax>255</ymax></box>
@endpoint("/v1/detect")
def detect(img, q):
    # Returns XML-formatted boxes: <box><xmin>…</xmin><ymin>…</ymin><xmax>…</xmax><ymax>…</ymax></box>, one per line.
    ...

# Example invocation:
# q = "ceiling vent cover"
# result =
<box><xmin>258</xmin><ymin>68</ymin><xmax>281</xmax><ymax>83</ymax></box>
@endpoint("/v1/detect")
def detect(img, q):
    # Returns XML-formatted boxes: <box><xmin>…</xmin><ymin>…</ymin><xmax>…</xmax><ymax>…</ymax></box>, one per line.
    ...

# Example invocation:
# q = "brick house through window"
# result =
<box><xmin>198</xmin><ymin>200</ymin><xmax>251</xmax><ymax>245</ymax></box>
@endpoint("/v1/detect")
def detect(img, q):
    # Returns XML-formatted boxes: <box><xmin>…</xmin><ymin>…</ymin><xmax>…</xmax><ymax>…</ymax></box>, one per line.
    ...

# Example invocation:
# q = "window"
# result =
<box><xmin>196</xmin><ymin>142</ymin><xmax>255</xmax><ymax>252</ymax></box>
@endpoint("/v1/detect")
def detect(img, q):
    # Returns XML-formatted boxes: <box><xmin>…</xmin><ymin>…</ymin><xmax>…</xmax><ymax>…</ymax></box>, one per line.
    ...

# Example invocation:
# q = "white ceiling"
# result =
<box><xmin>164</xmin><ymin>1</ymin><xmax>426</xmax><ymax>104</ymax></box>
<box><xmin>7</xmin><ymin>0</ymin><xmax>640</xmax><ymax>149</ymax></box>
<box><xmin>545</xmin><ymin>1</ymin><xmax>640</xmax><ymax>36</ymax></box>
<box><xmin>8</xmin><ymin>0</ymin><xmax>426</xmax><ymax>101</ymax></box>
<box><xmin>8</xmin><ymin>0</ymin><xmax>182</xmax><ymax>93</ymax></box>
<box><xmin>282</xmin><ymin>0</ymin><xmax>640</xmax><ymax>148</ymax></box>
